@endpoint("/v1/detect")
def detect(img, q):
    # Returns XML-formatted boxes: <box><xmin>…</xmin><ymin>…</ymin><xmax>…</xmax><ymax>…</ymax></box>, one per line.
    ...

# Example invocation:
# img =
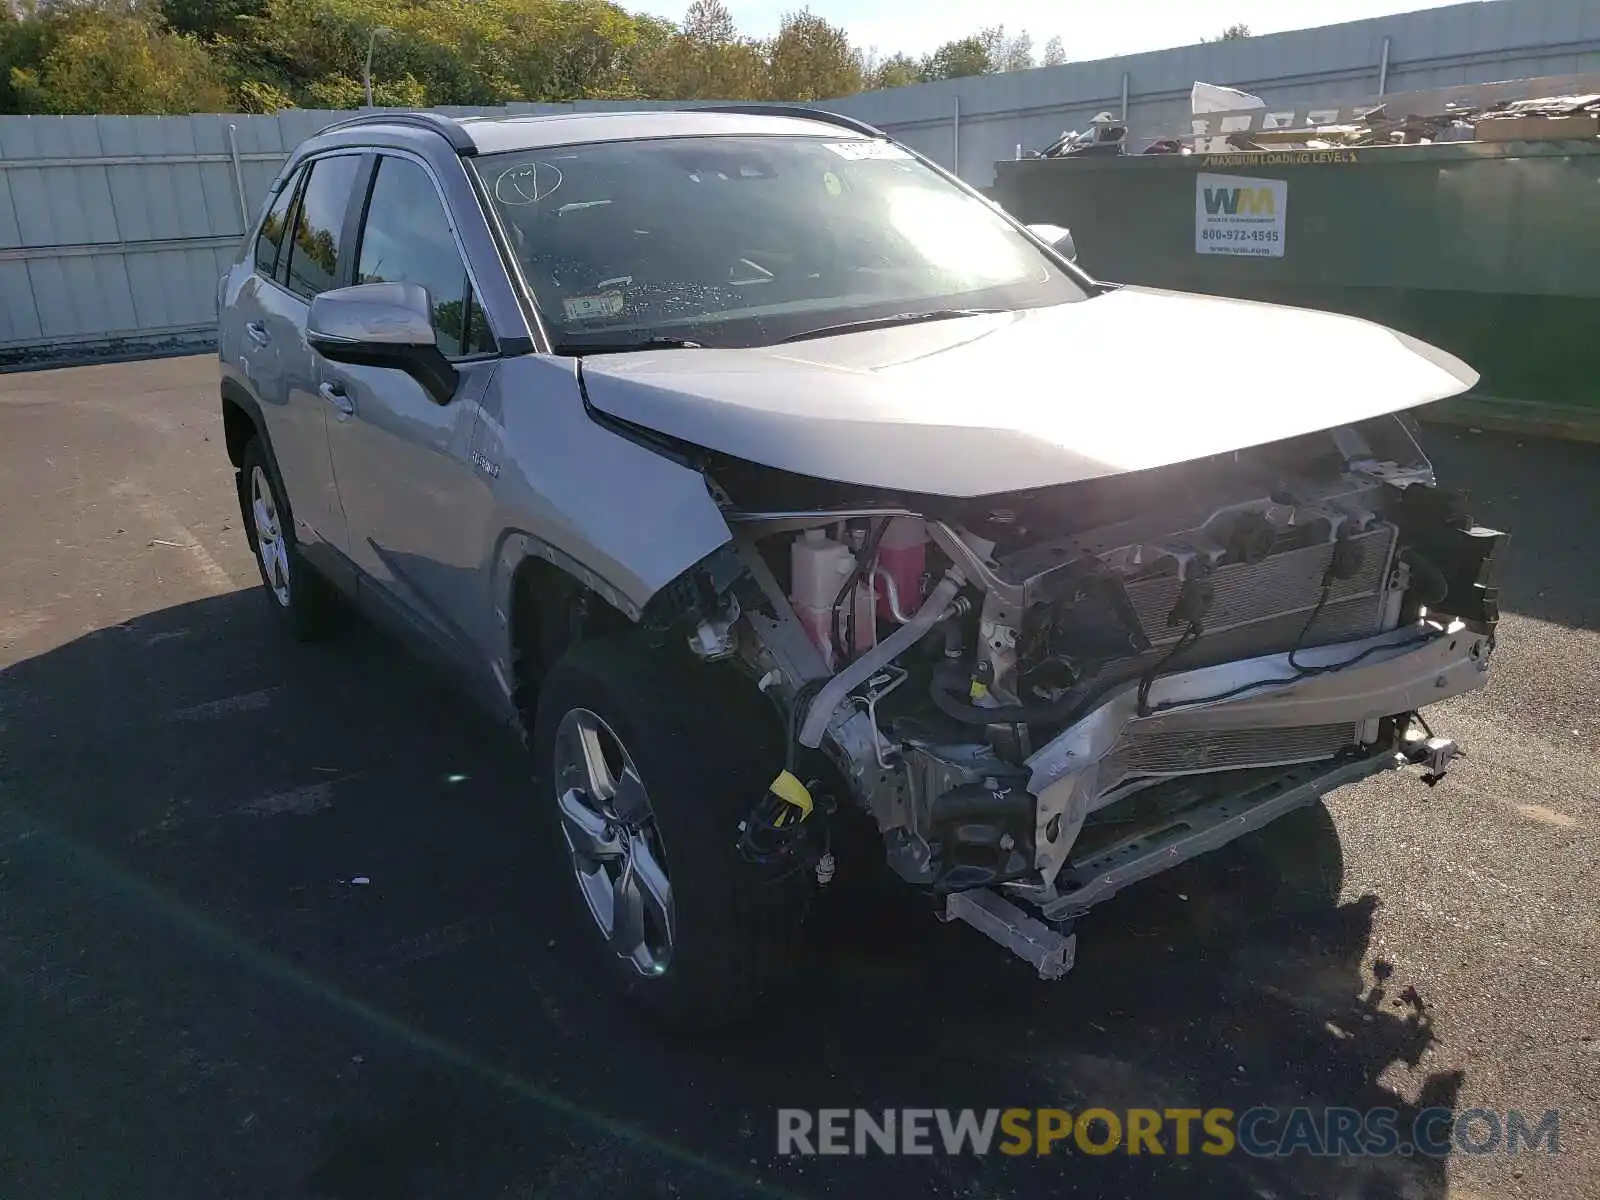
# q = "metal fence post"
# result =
<box><xmin>952</xmin><ymin>95</ymin><xmax>961</xmax><ymax>177</ymax></box>
<box><xmin>227</xmin><ymin>123</ymin><xmax>249</xmax><ymax>230</ymax></box>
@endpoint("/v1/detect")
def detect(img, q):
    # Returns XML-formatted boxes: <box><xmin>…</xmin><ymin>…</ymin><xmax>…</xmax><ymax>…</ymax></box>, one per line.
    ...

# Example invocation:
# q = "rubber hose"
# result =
<box><xmin>798</xmin><ymin>573</ymin><xmax>963</xmax><ymax>749</ymax></box>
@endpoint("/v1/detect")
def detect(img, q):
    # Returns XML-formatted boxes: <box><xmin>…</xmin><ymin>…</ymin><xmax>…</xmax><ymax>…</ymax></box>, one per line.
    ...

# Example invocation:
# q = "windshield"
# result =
<box><xmin>472</xmin><ymin>135</ymin><xmax>1088</xmax><ymax>350</ymax></box>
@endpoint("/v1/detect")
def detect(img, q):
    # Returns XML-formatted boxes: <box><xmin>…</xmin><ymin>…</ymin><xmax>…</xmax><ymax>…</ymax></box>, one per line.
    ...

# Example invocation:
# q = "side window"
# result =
<box><xmin>253</xmin><ymin>166</ymin><xmax>303</xmax><ymax>279</ymax></box>
<box><xmin>356</xmin><ymin>156</ymin><xmax>496</xmax><ymax>357</ymax></box>
<box><xmin>283</xmin><ymin>155</ymin><xmax>362</xmax><ymax>302</ymax></box>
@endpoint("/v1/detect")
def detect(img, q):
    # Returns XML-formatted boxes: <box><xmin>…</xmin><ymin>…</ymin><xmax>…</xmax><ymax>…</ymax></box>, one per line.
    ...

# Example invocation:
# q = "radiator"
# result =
<box><xmin>1125</xmin><ymin>524</ymin><xmax>1398</xmax><ymax>650</ymax></box>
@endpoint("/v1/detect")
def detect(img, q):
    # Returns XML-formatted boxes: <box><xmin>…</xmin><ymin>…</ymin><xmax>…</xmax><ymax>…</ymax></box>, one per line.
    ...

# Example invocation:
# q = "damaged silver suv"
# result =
<box><xmin>218</xmin><ymin>107</ymin><xmax>1504</xmax><ymax>1027</ymax></box>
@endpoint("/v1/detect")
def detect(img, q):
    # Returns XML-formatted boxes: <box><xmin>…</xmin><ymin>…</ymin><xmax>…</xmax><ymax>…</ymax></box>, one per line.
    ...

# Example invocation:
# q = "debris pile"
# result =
<box><xmin>1017</xmin><ymin>75</ymin><xmax>1600</xmax><ymax>159</ymax></box>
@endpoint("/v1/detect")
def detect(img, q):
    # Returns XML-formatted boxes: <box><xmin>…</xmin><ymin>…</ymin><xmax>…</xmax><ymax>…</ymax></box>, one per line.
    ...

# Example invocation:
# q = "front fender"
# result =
<box><xmin>480</xmin><ymin>353</ymin><xmax>732</xmax><ymax>633</ymax></box>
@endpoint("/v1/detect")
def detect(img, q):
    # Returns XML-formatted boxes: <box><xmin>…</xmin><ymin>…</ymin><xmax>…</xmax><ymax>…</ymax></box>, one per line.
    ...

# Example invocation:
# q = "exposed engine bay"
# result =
<box><xmin>660</xmin><ymin>412</ymin><xmax>1504</xmax><ymax>976</ymax></box>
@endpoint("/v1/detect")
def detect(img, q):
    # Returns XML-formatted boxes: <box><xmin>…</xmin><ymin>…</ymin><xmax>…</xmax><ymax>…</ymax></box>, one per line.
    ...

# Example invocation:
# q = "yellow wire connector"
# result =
<box><xmin>765</xmin><ymin>770</ymin><xmax>813</xmax><ymax>827</ymax></box>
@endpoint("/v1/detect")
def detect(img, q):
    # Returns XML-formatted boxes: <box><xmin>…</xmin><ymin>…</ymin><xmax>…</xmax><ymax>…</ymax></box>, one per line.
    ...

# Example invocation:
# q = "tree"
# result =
<box><xmin>620</xmin><ymin>12</ymin><xmax>675</xmax><ymax>93</ymax></box>
<box><xmin>1041</xmin><ymin>35</ymin><xmax>1066</xmax><ymax>67</ymax></box>
<box><xmin>228</xmin><ymin>0</ymin><xmax>517</xmax><ymax>108</ymax></box>
<box><xmin>503</xmin><ymin>0</ymin><xmax>651</xmax><ymax>101</ymax></box>
<box><xmin>918</xmin><ymin>25</ymin><xmax>1042</xmax><ymax>80</ymax></box>
<box><xmin>866</xmin><ymin>50</ymin><xmax>921</xmax><ymax>90</ymax></box>
<box><xmin>158</xmin><ymin>0</ymin><xmax>263</xmax><ymax>41</ymax></box>
<box><xmin>920</xmin><ymin>34</ymin><xmax>992</xmax><ymax>81</ymax></box>
<box><xmin>768</xmin><ymin>8</ymin><xmax>860</xmax><ymax>100</ymax></box>
<box><xmin>986</xmin><ymin>26</ymin><xmax>1033</xmax><ymax>73</ymax></box>
<box><xmin>636</xmin><ymin>0</ymin><xmax>767</xmax><ymax>100</ymax></box>
<box><xmin>1204</xmin><ymin>23</ymin><xmax>1252</xmax><ymax>42</ymax></box>
<box><xmin>2</xmin><ymin>0</ymin><xmax>971</xmax><ymax>115</ymax></box>
<box><xmin>8</xmin><ymin>7</ymin><xmax>228</xmax><ymax>113</ymax></box>
<box><xmin>681</xmin><ymin>0</ymin><xmax>736</xmax><ymax>44</ymax></box>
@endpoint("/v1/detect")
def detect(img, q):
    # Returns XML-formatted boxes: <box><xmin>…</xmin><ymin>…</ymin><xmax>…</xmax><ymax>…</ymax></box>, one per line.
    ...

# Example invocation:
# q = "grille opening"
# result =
<box><xmin>1098</xmin><ymin>722</ymin><xmax>1361</xmax><ymax>794</ymax></box>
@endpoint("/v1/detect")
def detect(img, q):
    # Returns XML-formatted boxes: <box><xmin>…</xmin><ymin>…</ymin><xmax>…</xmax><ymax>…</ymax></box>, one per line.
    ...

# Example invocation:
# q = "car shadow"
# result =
<box><xmin>0</xmin><ymin>584</ymin><xmax>1471</xmax><ymax>1200</ymax></box>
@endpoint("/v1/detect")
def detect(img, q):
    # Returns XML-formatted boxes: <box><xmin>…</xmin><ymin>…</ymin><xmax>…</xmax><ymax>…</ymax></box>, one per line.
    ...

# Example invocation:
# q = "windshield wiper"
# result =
<box><xmin>778</xmin><ymin>308</ymin><xmax>1006</xmax><ymax>344</ymax></box>
<box><xmin>553</xmin><ymin>336</ymin><xmax>704</xmax><ymax>355</ymax></box>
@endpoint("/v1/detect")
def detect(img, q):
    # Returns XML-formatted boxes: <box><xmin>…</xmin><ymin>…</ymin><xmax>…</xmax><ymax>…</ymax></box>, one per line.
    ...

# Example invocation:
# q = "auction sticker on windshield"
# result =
<box><xmin>562</xmin><ymin>292</ymin><xmax>626</xmax><ymax>321</ymax></box>
<box><xmin>824</xmin><ymin>141</ymin><xmax>913</xmax><ymax>161</ymax></box>
<box><xmin>1195</xmin><ymin>173</ymin><xmax>1287</xmax><ymax>258</ymax></box>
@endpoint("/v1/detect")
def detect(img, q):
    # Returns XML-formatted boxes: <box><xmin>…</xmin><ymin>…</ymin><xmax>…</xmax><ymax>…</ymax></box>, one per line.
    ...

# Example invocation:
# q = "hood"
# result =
<box><xmin>578</xmin><ymin>287</ymin><xmax>1477</xmax><ymax>498</ymax></box>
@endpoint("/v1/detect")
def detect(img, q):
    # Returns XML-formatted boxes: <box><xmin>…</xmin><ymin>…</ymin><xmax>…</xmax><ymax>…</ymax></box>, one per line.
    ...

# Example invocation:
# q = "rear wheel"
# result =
<box><xmin>239</xmin><ymin>436</ymin><xmax>338</xmax><ymax>640</ymax></box>
<box><xmin>532</xmin><ymin>637</ymin><xmax>811</xmax><ymax>1029</ymax></box>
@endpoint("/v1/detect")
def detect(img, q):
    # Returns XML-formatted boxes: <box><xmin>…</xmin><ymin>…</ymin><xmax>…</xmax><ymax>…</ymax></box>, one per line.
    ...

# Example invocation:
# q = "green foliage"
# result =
<box><xmin>0</xmin><ymin>0</ymin><xmax>1070</xmax><ymax>115</ymax></box>
<box><xmin>161</xmin><ymin>0</ymin><xmax>266</xmax><ymax>41</ymax></box>
<box><xmin>1203</xmin><ymin>23</ymin><xmax>1252</xmax><ymax>42</ymax></box>
<box><xmin>768</xmin><ymin>9</ymin><xmax>860</xmax><ymax>101</ymax></box>
<box><xmin>636</xmin><ymin>0</ymin><xmax>768</xmax><ymax>100</ymax></box>
<box><xmin>8</xmin><ymin>6</ymin><xmax>229</xmax><ymax>114</ymax></box>
<box><xmin>865</xmin><ymin>52</ymin><xmax>922</xmax><ymax>92</ymax></box>
<box><xmin>920</xmin><ymin>35</ymin><xmax>993</xmax><ymax>81</ymax></box>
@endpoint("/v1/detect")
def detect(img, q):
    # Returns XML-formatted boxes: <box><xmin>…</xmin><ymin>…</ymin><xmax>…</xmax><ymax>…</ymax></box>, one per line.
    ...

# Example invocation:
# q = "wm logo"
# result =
<box><xmin>1203</xmin><ymin>186</ymin><xmax>1276</xmax><ymax>216</ymax></box>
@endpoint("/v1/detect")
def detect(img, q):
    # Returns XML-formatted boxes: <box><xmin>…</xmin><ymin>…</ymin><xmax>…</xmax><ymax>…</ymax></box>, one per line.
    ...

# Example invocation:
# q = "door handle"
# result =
<box><xmin>318</xmin><ymin>381</ymin><xmax>355</xmax><ymax>415</ymax></box>
<box><xmin>245</xmin><ymin>321</ymin><xmax>270</xmax><ymax>346</ymax></box>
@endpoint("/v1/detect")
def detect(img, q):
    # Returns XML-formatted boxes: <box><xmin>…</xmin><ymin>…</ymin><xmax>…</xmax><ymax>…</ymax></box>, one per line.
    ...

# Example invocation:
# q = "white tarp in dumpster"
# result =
<box><xmin>1191</xmin><ymin>82</ymin><xmax>1267</xmax><ymax>113</ymax></box>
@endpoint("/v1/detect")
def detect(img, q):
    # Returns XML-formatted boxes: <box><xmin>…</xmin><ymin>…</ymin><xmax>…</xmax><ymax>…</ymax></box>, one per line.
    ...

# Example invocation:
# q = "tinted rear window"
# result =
<box><xmin>253</xmin><ymin>167</ymin><xmax>302</xmax><ymax>278</ymax></box>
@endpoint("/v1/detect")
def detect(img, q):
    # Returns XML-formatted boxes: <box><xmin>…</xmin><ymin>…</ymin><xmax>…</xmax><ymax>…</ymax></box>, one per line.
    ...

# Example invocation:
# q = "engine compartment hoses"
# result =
<box><xmin>872</xmin><ymin>566</ymin><xmax>914</xmax><ymax>624</ymax></box>
<box><xmin>832</xmin><ymin>517</ymin><xmax>890</xmax><ymax>661</ymax></box>
<box><xmin>798</xmin><ymin>573</ymin><xmax>964</xmax><ymax>749</ymax></box>
<box><xmin>928</xmin><ymin>659</ymin><xmax>1089</xmax><ymax>727</ymax></box>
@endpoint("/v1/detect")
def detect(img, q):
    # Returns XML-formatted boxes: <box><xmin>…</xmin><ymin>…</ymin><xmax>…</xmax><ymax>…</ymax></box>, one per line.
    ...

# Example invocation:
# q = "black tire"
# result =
<box><xmin>238</xmin><ymin>435</ymin><xmax>339</xmax><ymax>641</ymax></box>
<box><xmin>532</xmin><ymin>637</ymin><xmax>812</xmax><ymax>1030</ymax></box>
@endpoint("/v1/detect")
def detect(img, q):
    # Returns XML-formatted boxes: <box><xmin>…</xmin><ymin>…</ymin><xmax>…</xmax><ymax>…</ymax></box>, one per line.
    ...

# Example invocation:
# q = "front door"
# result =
<box><xmin>320</xmin><ymin>153</ymin><xmax>500</xmax><ymax>661</ymax></box>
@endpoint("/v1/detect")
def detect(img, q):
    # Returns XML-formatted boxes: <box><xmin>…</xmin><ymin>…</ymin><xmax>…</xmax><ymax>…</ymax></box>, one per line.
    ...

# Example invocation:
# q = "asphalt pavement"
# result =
<box><xmin>1</xmin><ymin>356</ymin><xmax>1595</xmax><ymax>1200</ymax></box>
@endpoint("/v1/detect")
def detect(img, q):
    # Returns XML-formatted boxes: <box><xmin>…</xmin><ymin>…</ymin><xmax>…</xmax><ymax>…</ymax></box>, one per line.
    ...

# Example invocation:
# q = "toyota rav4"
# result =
<box><xmin>217</xmin><ymin>107</ymin><xmax>1504</xmax><ymax>1028</ymax></box>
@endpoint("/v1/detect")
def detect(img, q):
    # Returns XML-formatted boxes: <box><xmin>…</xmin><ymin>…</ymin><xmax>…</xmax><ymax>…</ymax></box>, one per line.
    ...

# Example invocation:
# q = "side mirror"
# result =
<box><xmin>1026</xmin><ymin>222</ymin><xmax>1077</xmax><ymax>263</ymax></box>
<box><xmin>306</xmin><ymin>281</ymin><xmax>457</xmax><ymax>405</ymax></box>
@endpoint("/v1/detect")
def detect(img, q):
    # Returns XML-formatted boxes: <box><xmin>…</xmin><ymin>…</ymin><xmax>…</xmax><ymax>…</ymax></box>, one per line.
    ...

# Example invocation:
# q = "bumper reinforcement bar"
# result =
<box><xmin>943</xmin><ymin>749</ymin><xmax>1404</xmax><ymax>977</ymax></box>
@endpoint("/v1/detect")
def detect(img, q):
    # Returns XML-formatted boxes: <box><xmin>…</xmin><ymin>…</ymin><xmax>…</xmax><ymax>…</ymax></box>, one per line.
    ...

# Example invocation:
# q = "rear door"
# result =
<box><xmin>262</xmin><ymin>152</ymin><xmax>366</xmax><ymax>559</ymax></box>
<box><xmin>225</xmin><ymin>166</ymin><xmax>303</xmax><ymax>425</ymax></box>
<box><xmin>321</xmin><ymin>151</ymin><xmax>501</xmax><ymax>662</ymax></box>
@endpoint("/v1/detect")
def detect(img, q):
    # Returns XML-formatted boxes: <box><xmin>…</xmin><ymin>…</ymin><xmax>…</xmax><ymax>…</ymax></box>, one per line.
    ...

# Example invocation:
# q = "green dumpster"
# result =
<box><xmin>993</xmin><ymin>140</ymin><xmax>1600</xmax><ymax>441</ymax></box>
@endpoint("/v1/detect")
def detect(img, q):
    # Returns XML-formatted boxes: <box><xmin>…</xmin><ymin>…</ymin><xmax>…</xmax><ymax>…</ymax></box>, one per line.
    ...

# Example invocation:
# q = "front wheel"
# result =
<box><xmin>532</xmin><ymin>638</ymin><xmax>811</xmax><ymax>1029</ymax></box>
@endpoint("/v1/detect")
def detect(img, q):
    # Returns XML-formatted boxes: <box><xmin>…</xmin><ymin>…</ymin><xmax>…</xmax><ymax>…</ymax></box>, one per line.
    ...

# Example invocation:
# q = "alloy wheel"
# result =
<box><xmin>250</xmin><ymin>465</ymin><xmax>292</xmax><ymax>608</ymax></box>
<box><xmin>552</xmin><ymin>707</ymin><xmax>675</xmax><ymax>976</ymax></box>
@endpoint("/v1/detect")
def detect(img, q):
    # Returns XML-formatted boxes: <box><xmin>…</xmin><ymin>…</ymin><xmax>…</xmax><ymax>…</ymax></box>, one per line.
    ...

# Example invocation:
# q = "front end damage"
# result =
<box><xmin>660</xmin><ymin>413</ymin><xmax>1505</xmax><ymax>978</ymax></box>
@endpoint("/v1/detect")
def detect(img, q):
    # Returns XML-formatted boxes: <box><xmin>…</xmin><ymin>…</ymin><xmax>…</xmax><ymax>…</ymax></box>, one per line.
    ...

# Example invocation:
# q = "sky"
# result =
<box><xmin>633</xmin><ymin>0</ymin><xmax>1477</xmax><ymax>61</ymax></box>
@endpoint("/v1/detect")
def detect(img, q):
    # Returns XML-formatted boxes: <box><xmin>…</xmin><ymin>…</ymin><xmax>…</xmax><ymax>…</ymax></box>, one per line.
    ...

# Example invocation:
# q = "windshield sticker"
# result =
<box><xmin>823</xmin><ymin>141</ymin><xmax>913</xmax><ymax>161</ymax></box>
<box><xmin>495</xmin><ymin>161</ymin><xmax>563</xmax><ymax>206</ymax></box>
<box><xmin>562</xmin><ymin>292</ymin><xmax>626</xmax><ymax>322</ymax></box>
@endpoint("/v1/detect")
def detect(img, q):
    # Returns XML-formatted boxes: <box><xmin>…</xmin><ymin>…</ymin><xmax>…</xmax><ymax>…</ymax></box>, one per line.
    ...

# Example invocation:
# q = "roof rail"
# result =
<box><xmin>315</xmin><ymin>111</ymin><xmax>478</xmax><ymax>155</ymax></box>
<box><xmin>694</xmin><ymin>104</ymin><xmax>889</xmax><ymax>140</ymax></box>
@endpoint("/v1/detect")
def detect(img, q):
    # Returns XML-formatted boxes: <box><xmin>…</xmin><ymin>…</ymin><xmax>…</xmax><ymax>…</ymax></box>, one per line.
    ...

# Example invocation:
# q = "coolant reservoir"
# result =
<box><xmin>790</xmin><ymin>529</ymin><xmax>854</xmax><ymax>670</ymax></box>
<box><xmin>876</xmin><ymin>517</ymin><xmax>927</xmax><ymax>621</ymax></box>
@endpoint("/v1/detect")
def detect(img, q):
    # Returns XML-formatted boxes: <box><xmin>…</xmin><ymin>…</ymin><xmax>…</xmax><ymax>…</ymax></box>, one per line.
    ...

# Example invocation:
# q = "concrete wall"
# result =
<box><xmin>1</xmin><ymin>0</ymin><xmax>1596</xmax><ymax>363</ymax></box>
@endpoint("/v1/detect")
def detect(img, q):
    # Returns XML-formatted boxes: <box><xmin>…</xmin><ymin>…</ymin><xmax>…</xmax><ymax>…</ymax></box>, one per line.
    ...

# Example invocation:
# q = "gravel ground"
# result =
<box><xmin>1</xmin><ymin>356</ymin><xmax>1595</xmax><ymax>1200</ymax></box>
